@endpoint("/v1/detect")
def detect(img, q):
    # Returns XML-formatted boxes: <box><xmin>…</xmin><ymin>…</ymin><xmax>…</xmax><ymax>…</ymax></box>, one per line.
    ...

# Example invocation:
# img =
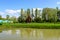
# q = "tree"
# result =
<box><xmin>42</xmin><ymin>8</ymin><xmax>57</xmax><ymax>22</ymax></box>
<box><xmin>57</xmin><ymin>11</ymin><xmax>60</xmax><ymax>21</ymax></box>
<box><xmin>0</xmin><ymin>15</ymin><xmax>2</xmax><ymax>20</ymax></box>
<box><xmin>52</xmin><ymin>9</ymin><xmax>57</xmax><ymax>23</ymax></box>
<box><xmin>56</xmin><ymin>7</ymin><xmax>58</xmax><ymax>11</ymax></box>
<box><xmin>34</xmin><ymin>8</ymin><xmax>42</xmax><ymax>22</ymax></box>
<box><xmin>18</xmin><ymin>16</ymin><xmax>21</xmax><ymax>23</ymax></box>
<box><xmin>26</xmin><ymin>15</ymin><xmax>31</xmax><ymax>23</ymax></box>
<box><xmin>23</xmin><ymin>10</ymin><xmax>27</xmax><ymax>20</ymax></box>
<box><xmin>56</xmin><ymin>7</ymin><xmax>60</xmax><ymax>21</ymax></box>
<box><xmin>6</xmin><ymin>15</ymin><xmax>10</xmax><ymax>20</ymax></box>
<box><xmin>38</xmin><ymin>10</ymin><xmax>41</xmax><ymax>17</ymax></box>
<box><xmin>21</xmin><ymin>8</ymin><xmax>24</xmax><ymax>19</ymax></box>
<box><xmin>31</xmin><ymin>8</ymin><xmax>34</xmax><ymax>22</ymax></box>
<box><xmin>26</xmin><ymin>8</ymin><xmax>31</xmax><ymax>23</ymax></box>
<box><xmin>35</xmin><ymin>8</ymin><xmax>38</xmax><ymax>18</ymax></box>
<box><xmin>42</xmin><ymin>8</ymin><xmax>49</xmax><ymax>21</ymax></box>
<box><xmin>10</xmin><ymin>16</ymin><xmax>17</xmax><ymax>23</ymax></box>
<box><xmin>20</xmin><ymin>9</ymin><xmax>25</xmax><ymax>22</ymax></box>
<box><xmin>31</xmin><ymin>8</ymin><xmax>34</xmax><ymax>19</ymax></box>
<box><xmin>34</xmin><ymin>17</ymin><xmax>41</xmax><ymax>23</ymax></box>
<box><xmin>27</xmin><ymin>8</ymin><xmax>30</xmax><ymax>16</ymax></box>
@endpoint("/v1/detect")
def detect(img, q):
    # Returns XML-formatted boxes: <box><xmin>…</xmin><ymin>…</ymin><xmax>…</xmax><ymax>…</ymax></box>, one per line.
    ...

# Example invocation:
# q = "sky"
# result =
<box><xmin>0</xmin><ymin>0</ymin><xmax>60</xmax><ymax>18</ymax></box>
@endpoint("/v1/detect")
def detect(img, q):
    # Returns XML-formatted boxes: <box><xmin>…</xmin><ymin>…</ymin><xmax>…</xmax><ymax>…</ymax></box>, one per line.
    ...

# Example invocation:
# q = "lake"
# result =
<box><xmin>0</xmin><ymin>28</ymin><xmax>60</xmax><ymax>40</ymax></box>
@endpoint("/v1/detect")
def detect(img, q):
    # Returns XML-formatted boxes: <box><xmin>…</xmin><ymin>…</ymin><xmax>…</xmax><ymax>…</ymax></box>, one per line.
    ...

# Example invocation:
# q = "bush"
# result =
<box><xmin>25</xmin><ymin>16</ymin><xmax>31</xmax><ymax>23</ymax></box>
<box><xmin>18</xmin><ymin>16</ymin><xmax>25</xmax><ymax>23</ymax></box>
<box><xmin>34</xmin><ymin>17</ymin><xmax>42</xmax><ymax>23</ymax></box>
<box><xmin>0</xmin><ymin>23</ymin><xmax>2</xmax><ymax>25</ymax></box>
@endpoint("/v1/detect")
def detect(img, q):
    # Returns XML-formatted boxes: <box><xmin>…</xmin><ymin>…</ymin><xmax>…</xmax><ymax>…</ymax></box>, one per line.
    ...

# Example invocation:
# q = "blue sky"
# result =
<box><xmin>0</xmin><ymin>0</ymin><xmax>60</xmax><ymax>18</ymax></box>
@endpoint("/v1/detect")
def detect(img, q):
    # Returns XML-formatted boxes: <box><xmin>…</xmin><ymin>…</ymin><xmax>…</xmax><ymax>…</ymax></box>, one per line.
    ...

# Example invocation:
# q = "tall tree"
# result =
<box><xmin>56</xmin><ymin>7</ymin><xmax>59</xmax><ymax>20</ymax></box>
<box><xmin>24</xmin><ymin>10</ymin><xmax>27</xmax><ymax>20</ymax></box>
<box><xmin>27</xmin><ymin>8</ymin><xmax>30</xmax><ymax>16</ymax></box>
<box><xmin>35</xmin><ymin>8</ymin><xmax>38</xmax><ymax>18</ymax></box>
<box><xmin>34</xmin><ymin>8</ymin><xmax>41</xmax><ymax>22</ymax></box>
<box><xmin>0</xmin><ymin>15</ymin><xmax>2</xmax><ymax>20</ymax></box>
<box><xmin>20</xmin><ymin>8</ymin><xmax>25</xmax><ymax>22</ymax></box>
<box><xmin>21</xmin><ymin>8</ymin><xmax>24</xmax><ymax>19</ymax></box>
<box><xmin>42</xmin><ymin>8</ymin><xmax>48</xmax><ymax>21</ymax></box>
<box><xmin>38</xmin><ymin>10</ymin><xmax>41</xmax><ymax>17</ymax></box>
<box><xmin>57</xmin><ymin>11</ymin><xmax>60</xmax><ymax>21</ymax></box>
<box><xmin>56</xmin><ymin>7</ymin><xmax>58</xmax><ymax>11</ymax></box>
<box><xmin>32</xmin><ymin>8</ymin><xmax>34</xmax><ymax>19</ymax></box>
<box><xmin>53</xmin><ymin>9</ymin><xmax>57</xmax><ymax>23</ymax></box>
<box><xmin>42</xmin><ymin>8</ymin><xmax>57</xmax><ymax>22</ymax></box>
<box><xmin>6</xmin><ymin>15</ymin><xmax>10</xmax><ymax>20</ymax></box>
<box><xmin>26</xmin><ymin>8</ymin><xmax>31</xmax><ymax>23</ymax></box>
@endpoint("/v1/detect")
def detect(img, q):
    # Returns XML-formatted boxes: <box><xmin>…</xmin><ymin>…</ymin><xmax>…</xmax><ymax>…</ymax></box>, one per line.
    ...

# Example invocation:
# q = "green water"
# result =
<box><xmin>0</xmin><ymin>28</ymin><xmax>60</xmax><ymax>40</ymax></box>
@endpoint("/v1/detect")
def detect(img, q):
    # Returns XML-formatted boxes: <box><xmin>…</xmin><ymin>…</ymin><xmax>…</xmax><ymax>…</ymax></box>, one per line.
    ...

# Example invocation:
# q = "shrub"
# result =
<box><xmin>0</xmin><ymin>23</ymin><xmax>2</xmax><ymax>25</ymax></box>
<box><xmin>18</xmin><ymin>16</ymin><xmax>25</xmax><ymax>23</ymax></box>
<box><xmin>34</xmin><ymin>17</ymin><xmax>42</xmax><ymax>23</ymax></box>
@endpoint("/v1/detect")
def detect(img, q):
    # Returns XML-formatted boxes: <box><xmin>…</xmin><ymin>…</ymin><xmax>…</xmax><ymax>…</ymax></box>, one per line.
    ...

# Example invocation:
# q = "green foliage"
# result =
<box><xmin>17</xmin><ymin>9</ymin><xmax>25</xmax><ymax>23</ymax></box>
<box><xmin>1</xmin><ymin>23</ymin><xmax>60</xmax><ymax>29</ymax></box>
<box><xmin>26</xmin><ymin>15</ymin><xmax>31</xmax><ymax>23</ymax></box>
<box><xmin>6</xmin><ymin>15</ymin><xmax>10</xmax><ymax>20</ymax></box>
<box><xmin>0</xmin><ymin>15</ymin><xmax>2</xmax><ymax>20</ymax></box>
<box><xmin>34</xmin><ymin>17</ymin><xmax>42</xmax><ymax>23</ymax></box>
<box><xmin>9</xmin><ymin>16</ymin><xmax>17</xmax><ymax>23</ymax></box>
<box><xmin>21</xmin><ymin>8</ymin><xmax>24</xmax><ymax>19</ymax></box>
<box><xmin>18</xmin><ymin>16</ymin><xmax>25</xmax><ymax>23</ymax></box>
<box><xmin>35</xmin><ymin>8</ymin><xmax>38</xmax><ymax>18</ymax></box>
<box><xmin>27</xmin><ymin>8</ymin><xmax>30</xmax><ymax>16</ymax></box>
<box><xmin>24</xmin><ymin>8</ymin><xmax>32</xmax><ymax>23</ymax></box>
<box><xmin>42</xmin><ymin>8</ymin><xmax>57</xmax><ymax>22</ymax></box>
<box><xmin>1</xmin><ymin>7</ymin><xmax>60</xmax><ymax>23</ymax></box>
<box><xmin>0</xmin><ymin>22</ymin><xmax>3</xmax><ymax>25</ymax></box>
<box><xmin>57</xmin><ymin>11</ymin><xmax>60</xmax><ymax>21</ymax></box>
<box><xmin>31</xmin><ymin>9</ymin><xmax>34</xmax><ymax>18</ymax></box>
<box><xmin>0</xmin><ymin>23</ymin><xmax>2</xmax><ymax>25</ymax></box>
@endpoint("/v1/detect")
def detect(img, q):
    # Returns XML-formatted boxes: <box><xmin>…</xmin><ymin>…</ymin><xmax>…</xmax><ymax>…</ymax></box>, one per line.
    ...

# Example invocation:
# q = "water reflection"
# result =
<box><xmin>0</xmin><ymin>28</ymin><xmax>60</xmax><ymax>40</ymax></box>
<box><xmin>2</xmin><ymin>30</ymin><xmax>12</xmax><ymax>35</ymax></box>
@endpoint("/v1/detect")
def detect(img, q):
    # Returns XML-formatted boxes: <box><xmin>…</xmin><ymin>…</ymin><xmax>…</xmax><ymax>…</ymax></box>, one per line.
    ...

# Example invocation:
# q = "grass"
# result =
<box><xmin>0</xmin><ymin>23</ymin><xmax>60</xmax><ymax>29</ymax></box>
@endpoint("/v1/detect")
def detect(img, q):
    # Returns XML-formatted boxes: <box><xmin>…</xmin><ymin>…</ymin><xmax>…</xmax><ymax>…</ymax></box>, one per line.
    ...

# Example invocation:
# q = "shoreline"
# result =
<box><xmin>0</xmin><ymin>23</ymin><xmax>60</xmax><ymax>29</ymax></box>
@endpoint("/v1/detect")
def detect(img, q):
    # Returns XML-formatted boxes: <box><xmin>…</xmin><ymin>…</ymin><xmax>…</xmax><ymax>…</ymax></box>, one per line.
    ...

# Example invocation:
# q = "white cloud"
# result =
<box><xmin>5</xmin><ymin>9</ymin><xmax>21</xmax><ymax>14</ymax></box>
<box><xmin>0</xmin><ymin>12</ymin><xmax>6</xmax><ymax>18</ymax></box>
<box><xmin>16</xmin><ymin>10</ymin><xmax>21</xmax><ymax>12</ymax></box>
<box><xmin>57</xmin><ymin>2</ymin><xmax>60</xmax><ymax>5</ymax></box>
<box><xmin>33</xmin><ymin>8</ymin><xmax>42</xmax><ymax>11</ymax></box>
<box><xmin>37</xmin><ymin>8</ymin><xmax>42</xmax><ymax>10</ymax></box>
<box><xmin>33</xmin><ymin>8</ymin><xmax>42</xmax><ymax>13</ymax></box>
<box><xmin>0</xmin><ymin>9</ymin><xmax>21</xmax><ymax>18</ymax></box>
<box><xmin>0</xmin><ymin>12</ymin><xmax>5</xmax><ymax>15</ymax></box>
<box><xmin>0</xmin><ymin>8</ymin><xmax>42</xmax><ymax>18</ymax></box>
<box><xmin>5</xmin><ymin>8</ymin><xmax>42</xmax><ymax>15</ymax></box>
<box><xmin>4</xmin><ymin>9</ymin><xmax>21</xmax><ymax>18</ymax></box>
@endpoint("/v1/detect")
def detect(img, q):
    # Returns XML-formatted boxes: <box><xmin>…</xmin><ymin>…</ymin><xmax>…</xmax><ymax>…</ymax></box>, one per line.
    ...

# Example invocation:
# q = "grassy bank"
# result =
<box><xmin>0</xmin><ymin>23</ymin><xmax>60</xmax><ymax>29</ymax></box>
